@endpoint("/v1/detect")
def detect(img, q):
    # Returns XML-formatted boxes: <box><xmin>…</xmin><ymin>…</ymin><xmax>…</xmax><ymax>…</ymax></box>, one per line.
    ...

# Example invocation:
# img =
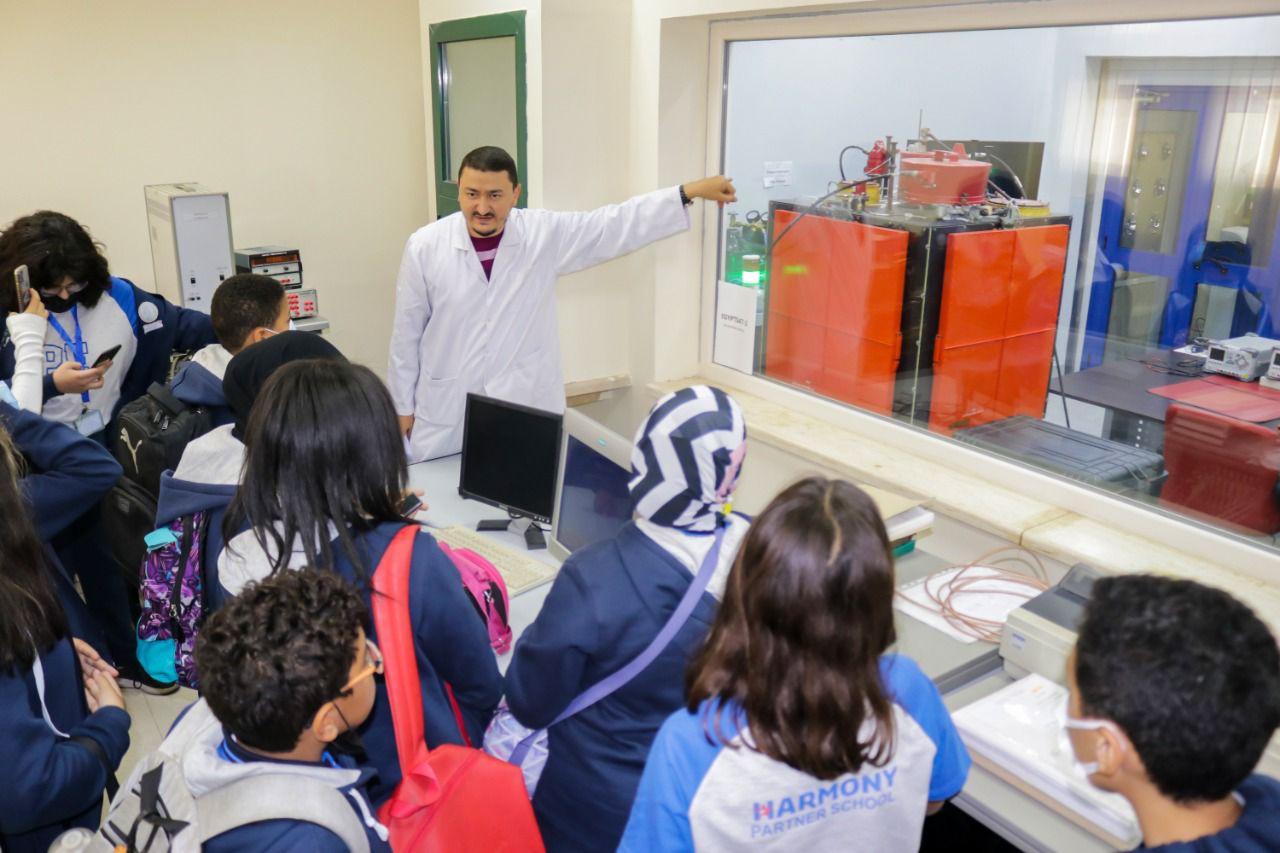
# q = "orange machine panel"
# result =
<box><xmin>1005</xmin><ymin>225</ymin><xmax>1069</xmax><ymax>335</ymax></box>
<box><xmin>826</xmin><ymin>221</ymin><xmax>910</xmax><ymax>345</ymax></box>
<box><xmin>996</xmin><ymin>330</ymin><xmax>1057</xmax><ymax>417</ymax></box>
<box><xmin>935</xmin><ymin>230</ymin><xmax>1015</xmax><ymax>349</ymax></box>
<box><xmin>929</xmin><ymin>340</ymin><xmax>1004</xmax><ymax>434</ymax></box>
<box><xmin>764</xmin><ymin>214</ymin><xmax>908</xmax><ymax>416</ymax></box>
<box><xmin>767</xmin><ymin>209</ymin><xmax>833</xmax><ymax>328</ymax></box>
<box><xmin>764</xmin><ymin>312</ymin><xmax>824</xmax><ymax>390</ymax></box>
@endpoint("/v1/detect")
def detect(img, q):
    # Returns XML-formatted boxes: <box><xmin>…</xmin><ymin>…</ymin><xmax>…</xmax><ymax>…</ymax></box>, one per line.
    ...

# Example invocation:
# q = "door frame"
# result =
<box><xmin>428</xmin><ymin>11</ymin><xmax>528</xmax><ymax>218</ymax></box>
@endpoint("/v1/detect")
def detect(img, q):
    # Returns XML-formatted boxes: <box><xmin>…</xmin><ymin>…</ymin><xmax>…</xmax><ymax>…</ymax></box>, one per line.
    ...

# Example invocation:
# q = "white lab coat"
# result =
<box><xmin>387</xmin><ymin>186</ymin><xmax>690</xmax><ymax>462</ymax></box>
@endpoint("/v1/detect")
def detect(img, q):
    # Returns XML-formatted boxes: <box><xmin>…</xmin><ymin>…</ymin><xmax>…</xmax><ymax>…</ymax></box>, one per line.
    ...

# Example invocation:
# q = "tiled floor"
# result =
<box><xmin>118</xmin><ymin>685</ymin><xmax>199</xmax><ymax>782</ymax></box>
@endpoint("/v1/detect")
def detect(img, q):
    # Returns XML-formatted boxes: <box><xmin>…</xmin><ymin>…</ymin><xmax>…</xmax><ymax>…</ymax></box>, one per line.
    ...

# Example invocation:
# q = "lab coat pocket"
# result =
<box><xmin>421</xmin><ymin>374</ymin><xmax>465</xmax><ymax>426</ymax></box>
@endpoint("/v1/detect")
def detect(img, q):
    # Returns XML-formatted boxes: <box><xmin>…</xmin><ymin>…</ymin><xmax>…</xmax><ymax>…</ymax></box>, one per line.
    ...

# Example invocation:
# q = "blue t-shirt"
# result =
<box><xmin>619</xmin><ymin>654</ymin><xmax>970</xmax><ymax>852</ymax></box>
<box><xmin>1144</xmin><ymin>775</ymin><xmax>1280</xmax><ymax>852</ymax></box>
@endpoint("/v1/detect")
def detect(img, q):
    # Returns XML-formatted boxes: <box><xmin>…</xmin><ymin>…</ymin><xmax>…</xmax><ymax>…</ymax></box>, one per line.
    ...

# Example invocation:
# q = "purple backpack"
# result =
<box><xmin>136</xmin><ymin>512</ymin><xmax>210</xmax><ymax>688</ymax></box>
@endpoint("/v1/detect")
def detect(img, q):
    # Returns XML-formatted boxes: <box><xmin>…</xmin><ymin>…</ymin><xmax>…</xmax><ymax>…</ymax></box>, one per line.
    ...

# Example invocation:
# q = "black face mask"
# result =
<box><xmin>42</xmin><ymin>292</ymin><xmax>78</xmax><ymax>314</ymax></box>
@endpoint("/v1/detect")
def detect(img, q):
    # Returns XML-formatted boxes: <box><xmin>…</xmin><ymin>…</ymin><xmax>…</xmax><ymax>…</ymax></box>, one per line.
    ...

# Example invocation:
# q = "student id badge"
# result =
<box><xmin>74</xmin><ymin>407</ymin><xmax>106</xmax><ymax>436</ymax></box>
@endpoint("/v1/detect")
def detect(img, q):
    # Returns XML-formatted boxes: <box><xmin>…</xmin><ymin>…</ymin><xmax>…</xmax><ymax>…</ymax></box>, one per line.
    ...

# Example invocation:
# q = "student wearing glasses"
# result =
<box><xmin>0</xmin><ymin>210</ymin><xmax>215</xmax><ymax>437</ymax></box>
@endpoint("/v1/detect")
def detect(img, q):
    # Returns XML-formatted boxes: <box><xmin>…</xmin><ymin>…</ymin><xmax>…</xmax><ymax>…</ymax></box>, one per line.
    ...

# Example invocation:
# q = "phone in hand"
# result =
<box><xmin>13</xmin><ymin>265</ymin><xmax>30</xmax><ymax>311</ymax></box>
<box><xmin>398</xmin><ymin>492</ymin><xmax>424</xmax><ymax>517</ymax></box>
<box><xmin>92</xmin><ymin>344</ymin><xmax>122</xmax><ymax>368</ymax></box>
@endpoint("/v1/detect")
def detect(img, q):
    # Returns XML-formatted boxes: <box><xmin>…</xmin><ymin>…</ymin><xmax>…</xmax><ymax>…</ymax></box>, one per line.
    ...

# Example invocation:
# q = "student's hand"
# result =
<box><xmin>84</xmin><ymin>669</ymin><xmax>126</xmax><ymax>713</ymax></box>
<box><xmin>52</xmin><ymin>361</ymin><xmax>106</xmax><ymax>394</ymax></box>
<box><xmin>22</xmin><ymin>289</ymin><xmax>47</xmax><ymax>319</ymax></box>
<box><xmin>402</xmin><ymin>488</ymin><xmax>428</xmax><ymax>515</ymax></box>
<box><xmin>398</xmin><ymin>414</ymin><xmax>414</xmax><ymax>437</ymax></box>
<box><xmin>73</xmin><ymin>638</ymin><xmax>119</xmax><ymax>685</ymax></box>
<box><xmin>683</xmin><ymin>176</ymin><xmax>738</xmax><ymax>206</ymax></box>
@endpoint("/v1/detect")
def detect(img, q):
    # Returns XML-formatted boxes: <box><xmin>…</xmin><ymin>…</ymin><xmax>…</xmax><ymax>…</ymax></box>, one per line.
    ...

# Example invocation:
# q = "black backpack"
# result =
<box><xmin>100</xmin><ymin>477</ymin><xmax>159</xmax><ymax>627</ymax></box>
<box><xmin>113</xmin><ymin>383</ymin><xmax>213</xmax><ymax>500</ymax></box>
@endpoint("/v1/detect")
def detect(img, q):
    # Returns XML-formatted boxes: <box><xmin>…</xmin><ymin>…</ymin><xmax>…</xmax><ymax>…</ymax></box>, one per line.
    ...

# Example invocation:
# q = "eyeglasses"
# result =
<box><xmin>37</xmin><ymin>280</ymin><xmax>88</xmax><ymax>298</ymax></box>
<box><xmin>340</xmin><ymin>638</ymin><xmax>383</xmax><ymax>693</ymax></box>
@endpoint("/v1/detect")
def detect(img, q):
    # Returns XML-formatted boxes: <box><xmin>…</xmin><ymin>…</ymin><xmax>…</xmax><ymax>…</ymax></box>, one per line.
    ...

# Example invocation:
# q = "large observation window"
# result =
<box><xmin>712</xmin><ymin>17</ymin><xmax>1280</xmax><ymax>551</ymax></box>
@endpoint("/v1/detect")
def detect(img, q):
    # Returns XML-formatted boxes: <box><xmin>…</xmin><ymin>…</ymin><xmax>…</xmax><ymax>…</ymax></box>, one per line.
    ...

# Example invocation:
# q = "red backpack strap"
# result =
<box><xmin>371</xmin><ymin>525</ymin><xmax>430</xmax><ymax>782</ymax></box>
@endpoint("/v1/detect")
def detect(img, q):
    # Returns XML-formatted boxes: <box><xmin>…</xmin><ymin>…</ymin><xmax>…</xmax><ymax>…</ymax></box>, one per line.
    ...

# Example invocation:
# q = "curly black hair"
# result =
<box><xmin>1075</xmin><ymin>574</ymin><xmax>1280</xmax><ymax>803</ymax></box>
<box><xmin>195</xmin><ymin>568</ymin><xmax>369</xmax><ymax>752</ymax></box>
<box><xmin>210</xmin><ymin>273</ymin><xmax>286</xmax><ymax>352</ymax></box>
<box><xmin>0</xmin><ymin>211</ymin><xmax>112</xmax><ymax>314</ymax></box>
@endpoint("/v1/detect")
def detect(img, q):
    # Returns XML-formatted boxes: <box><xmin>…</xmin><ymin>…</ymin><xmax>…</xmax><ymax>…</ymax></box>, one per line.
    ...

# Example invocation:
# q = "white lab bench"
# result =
<box><xmin>408</xmin><ymin>454</ymin><xmax>1114</xmax><ymax>853</ymax></box>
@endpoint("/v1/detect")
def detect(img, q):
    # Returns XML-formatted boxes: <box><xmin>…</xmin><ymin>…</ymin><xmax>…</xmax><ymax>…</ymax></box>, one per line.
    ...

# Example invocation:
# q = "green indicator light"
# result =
<box><xmin>783</xmin><ymin>264</ymin><xmax>808</xmax><ymax>275</ymax></box>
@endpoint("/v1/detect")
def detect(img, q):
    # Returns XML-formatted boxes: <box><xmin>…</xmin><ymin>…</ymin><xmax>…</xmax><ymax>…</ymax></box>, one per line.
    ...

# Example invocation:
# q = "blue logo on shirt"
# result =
<box><xmin>749</xmin><ymin>766</ymin><xmax>898</xmax><ymax>839</ymax></box>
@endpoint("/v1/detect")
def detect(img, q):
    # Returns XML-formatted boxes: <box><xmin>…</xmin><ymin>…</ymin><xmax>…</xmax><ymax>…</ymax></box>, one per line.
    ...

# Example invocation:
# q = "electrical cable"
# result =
<box><xmin>1051</xmin><ymin>346</ymin><xmax>1072</xmax><ymax>430</ymax></box>
<box><xmin>838</xmin><ymin>144</ymin><xmax>872</xmax><ymax>182</ymax></box>
<box><xmin>972</xmin><ymin>150</ymin><xmax>1028</xmax><ymax>199</ymax></box>
<box><xmin>768</xmin><ymin>173</ymin><xmax>910</xmax><ymax>255</ymax></box>
<box><xmin>897</xmin><ymin>546</ymin><xmax>1051</xmax><ymax>644</ymax></box>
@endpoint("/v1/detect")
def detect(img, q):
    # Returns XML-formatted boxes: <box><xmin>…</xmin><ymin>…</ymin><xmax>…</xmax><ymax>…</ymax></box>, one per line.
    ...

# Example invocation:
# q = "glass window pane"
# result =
<box><xmin>715</xmin><ymin>17</ymin><xmax>1280</xmax><ymax>555</ymax></box>
<box><xmin>441</xmin><ymin>36</ymin><xmax>517</xmax><ymax>182</ymax></box>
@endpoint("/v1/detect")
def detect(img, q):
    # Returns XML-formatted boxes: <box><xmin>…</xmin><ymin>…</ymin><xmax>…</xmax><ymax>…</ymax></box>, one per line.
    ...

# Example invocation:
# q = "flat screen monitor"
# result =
<box><xmin>459</xmin><ymin>393</ymin><xmax>563</xmax><ymax>524</ymax></box>
<box><xmin>549</xmin><ymin>409</ymin><xmax>634</xmax><ymax>561</ymax></box>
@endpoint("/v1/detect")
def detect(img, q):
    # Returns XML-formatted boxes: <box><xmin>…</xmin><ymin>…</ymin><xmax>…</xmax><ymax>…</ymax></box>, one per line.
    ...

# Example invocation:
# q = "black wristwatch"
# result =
<box><xmin>679</xmin><ymin>185</ymin><xmax>693</xmax><ymax>207</ymax></box>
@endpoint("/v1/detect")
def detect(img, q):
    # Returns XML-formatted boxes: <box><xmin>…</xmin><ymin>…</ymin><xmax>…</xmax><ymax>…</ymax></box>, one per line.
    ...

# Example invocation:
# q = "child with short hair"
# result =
<box><xmin>168</xmin><ymin>273</ymin><xmax>289</xmax><ymax>426</ymax></box>
<box><xmin>118</xmin><ymin>568</ymin><xmax>391</xmax><ymax>851</ymax></box>
<box><xmin>1067</xmin><ymin>574</ymin><xmax>1280</xmax><ymax>851</ymax></box>
<box><xmin>620</xmin><ymin>477</ymin><xmax>970</xmax><ymax>852</ymax></box>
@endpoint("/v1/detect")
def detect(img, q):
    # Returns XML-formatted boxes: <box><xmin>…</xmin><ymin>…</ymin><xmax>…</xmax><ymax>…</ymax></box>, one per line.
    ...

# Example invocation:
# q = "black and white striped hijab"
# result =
<box><xmin>628</xmin><ymin>385</ymin><xmax>747</xmax><ymax>533</ymax></box>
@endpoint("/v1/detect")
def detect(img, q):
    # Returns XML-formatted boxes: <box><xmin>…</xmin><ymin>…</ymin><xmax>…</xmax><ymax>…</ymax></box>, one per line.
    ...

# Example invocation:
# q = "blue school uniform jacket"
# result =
<box><xmin>0</xmin><ymin>639</ymin><xmax>131</xmax><ymax>852</ymax></box>
<box><xmin>0</xmin><ymin>276</ymin><xmax>215</xmax><ymax>430</ymax></box>
<box><xmin>503</xmin><ymin>521</ymin><xmax>721</xmax><ymax>852</ymax></box>
<box><xmin>217</xmin><ymin>520</ymin><xmax>504</xmax><ymax>805</ymax></box>
<box><xmin>166</xmin><ymin>699</ymin><xmax>390</xmax><ymax>852</ymax></box>
<box><xmin>619</xmin><ymin>655</ymin><xmax>971</xmax><ymax>852</ymax></box>
<box><xmin>168</xmin><ymin>344</ymin><xmax>234</xmax><ymax>427</ymax></box>
<box><xmin>1144</xmin><ymin>774</ymin><xmax>1280</xmax><ymax>852</ymax></box>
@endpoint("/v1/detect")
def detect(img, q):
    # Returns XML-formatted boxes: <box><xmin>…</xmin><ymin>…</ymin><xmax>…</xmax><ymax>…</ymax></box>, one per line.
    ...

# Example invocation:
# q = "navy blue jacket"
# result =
<box><xmin>1</xmin><ymin>401</ymin><xmax>123</xmax><ymax>540</ymax></box>
<box><xmin>504</xmin><ymin>521</ymin><xmax>719</xmax><ymax>852</ymax></box>
<box><xmin>169</xmin><ymin>357</ymin><xmax>234</xmax><ymax>427</ymax></box>
<box><xmin>0</xmin><ymin>639</ymin><xmax>131</xmax><ymax>852</ymax></box>
<box><xmin>1145</xmin><ymin>774</ymin><xmax>1280</xmax><ymax>851</ymax></box>
<box><xmin>0</xmin><ymin>276</ymin><xmax>215</xmax><ymax>424</ymax></box>
<box><xmin>218</xmin><ymin>521</ymin><xmax>504</xmax><ymax>805</ymax></box>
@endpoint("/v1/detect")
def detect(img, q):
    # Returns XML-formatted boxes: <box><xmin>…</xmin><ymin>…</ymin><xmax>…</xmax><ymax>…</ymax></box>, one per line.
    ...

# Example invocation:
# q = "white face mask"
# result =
<box><xmin>1064</xmin><ymin>715</ymin><xmax>1125</xmax><ymax>777</ymax></box>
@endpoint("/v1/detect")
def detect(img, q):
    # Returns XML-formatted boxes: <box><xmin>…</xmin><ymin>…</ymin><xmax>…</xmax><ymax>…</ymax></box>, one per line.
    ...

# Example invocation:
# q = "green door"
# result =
<box><xmin>429</xmin><ymin>12</ymin><xmax>528</xmax><ymax>218</ymax></box>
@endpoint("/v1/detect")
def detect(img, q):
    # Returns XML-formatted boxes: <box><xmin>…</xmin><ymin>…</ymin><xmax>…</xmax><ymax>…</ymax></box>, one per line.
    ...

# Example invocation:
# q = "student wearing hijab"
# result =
<box><xmin>153</xmin><ymin>331</ymin><xmax>346</xmax><ymax>612</ymax></box>
<box><xmin>503</xmin><ymin>384</ymin><xmax>749</xmax><ymax>852</ymax></box>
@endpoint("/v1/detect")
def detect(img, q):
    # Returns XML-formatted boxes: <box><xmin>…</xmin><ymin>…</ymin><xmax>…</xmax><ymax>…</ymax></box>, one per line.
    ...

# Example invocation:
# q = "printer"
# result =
<box><xmin>999</xmin><ymin>564</ymin><xmax>1280</xmax><ymax>777</ymax></box>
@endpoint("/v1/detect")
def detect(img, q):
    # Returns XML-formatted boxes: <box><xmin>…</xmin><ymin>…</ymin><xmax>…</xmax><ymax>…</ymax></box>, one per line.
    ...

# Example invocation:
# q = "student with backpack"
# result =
<box><xmin>620</xmin><ymin>477</ymin><xmax>971</xmax><ymax>852</ymax></box>
<box><xmin>218</xmin><ymin>359</ymin><xmax>503</xmax><ymax>804</ymax></box>
<box><xmin>1066</xmin><ymin>574</ymin><xmax>1280</xmax><ymax>851</ymax></box>
<box><xmin>500</xmin><ymin>385</ymin><xmax>751</xmax><ymax>851</ymax></box>
<box><xmin>145</xmin><ymin>330</ymin><xmax>346</xmax><ymax>676</ymax></box>
<box><xmin>93</xmin><ymin>568</ymin><xmax>390</xmax><ymax>851</ymax></box>
<box><xmin>114</xmin><ymin>273</ymin><xmax>291</xmax><ymax>496</ymax></box>
<box><xmin>0</xmin><ymin>420</ymin><xmax>131</xmax><ymax>853</ymax></box>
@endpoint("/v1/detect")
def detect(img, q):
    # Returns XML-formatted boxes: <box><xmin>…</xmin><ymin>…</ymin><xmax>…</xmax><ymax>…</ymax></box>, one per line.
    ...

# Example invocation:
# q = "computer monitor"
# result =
<box><xmin>549</xmin><ymin>409</ymin><xmax>635</xmax><ymax>561</ymax></box>
<box><xmin>459</xmin><ymin>393</ymin><xmax>563</xmax><ymax>534</ymax></box>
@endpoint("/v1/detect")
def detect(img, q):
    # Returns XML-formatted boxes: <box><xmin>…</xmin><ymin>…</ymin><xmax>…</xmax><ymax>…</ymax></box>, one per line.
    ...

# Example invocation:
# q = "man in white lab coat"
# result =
<box><xmin>387</xmin><ymin>145</ymin><xmax>737</xmax><ymax>462</ymax></box>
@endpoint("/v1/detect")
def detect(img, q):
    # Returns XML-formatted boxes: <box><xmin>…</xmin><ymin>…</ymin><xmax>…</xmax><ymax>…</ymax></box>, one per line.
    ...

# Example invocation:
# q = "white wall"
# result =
<box><xmin>0</xmin><ymin>0</ymin><xmax>431</xmax><ymax>373</ymax></box>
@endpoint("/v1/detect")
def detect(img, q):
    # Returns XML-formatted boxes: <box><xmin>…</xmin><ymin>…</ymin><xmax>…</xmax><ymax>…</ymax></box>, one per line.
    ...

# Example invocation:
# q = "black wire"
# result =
<box><xmin>1051</xmin><ymin>346</ymin><xmax>1072</xmax><ymax>431</ymax></box>
<box><xmin>768</xmin><ymin>184</ymin><xmax>865</xmax><ymax>255</ymax></box>
<box><xmin>972</xmin><ymin>150</ymin><xmax>1027</xmax><ymax>199</ymax></box>
<box><xmin>838</xmin><ymin>144</ymin><xmax>871</xmax><ymax>182</ymax></box>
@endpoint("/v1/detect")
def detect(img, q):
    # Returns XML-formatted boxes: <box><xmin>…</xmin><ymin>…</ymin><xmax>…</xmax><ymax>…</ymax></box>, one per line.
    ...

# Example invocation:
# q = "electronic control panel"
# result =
<box><xmin>1203</xmin><ymin>334</ymin><xmax>1280</xmax><ymax>382</ymax></box>
<box><xmin>286</xmin><ymin>288</ymin><xmax>318</xmax><ymax>320</ymax></box>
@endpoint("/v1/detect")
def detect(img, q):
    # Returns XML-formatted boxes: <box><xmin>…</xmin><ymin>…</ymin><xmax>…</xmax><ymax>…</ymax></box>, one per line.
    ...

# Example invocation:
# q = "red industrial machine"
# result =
<box><xmin>899</xmin><ymin>145</ymin><xmax>992</xmax><ymax>206</ymax></box>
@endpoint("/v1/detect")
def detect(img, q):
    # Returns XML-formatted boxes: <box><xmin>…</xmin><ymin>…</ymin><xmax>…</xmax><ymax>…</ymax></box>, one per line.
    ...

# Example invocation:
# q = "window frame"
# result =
<box><xmin>692</xmin><ymin>3</ymin><xmax>1280</xmax><ymax>578</ymax></box>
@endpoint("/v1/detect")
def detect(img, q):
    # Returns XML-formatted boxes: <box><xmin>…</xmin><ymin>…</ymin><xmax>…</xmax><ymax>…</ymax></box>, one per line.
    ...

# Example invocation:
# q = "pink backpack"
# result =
<box><xmin>438</xmin><ymin>542</ymin><xmax>513</xmax><ymax>654</ymax></box>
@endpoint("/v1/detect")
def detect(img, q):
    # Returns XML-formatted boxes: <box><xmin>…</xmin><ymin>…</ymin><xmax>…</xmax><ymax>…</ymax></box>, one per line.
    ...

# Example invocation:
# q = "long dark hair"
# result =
<box><xmin>0</xmin><ymin>211</ymin><xmax>112</xmax><ymax>314</ymax></box>
<box><xmin>686</xmin><ymin>477</ymin><xmax>897</xmax><ymax>779</ymax></box>
<box><xmin>224</xmin><ymin>360</ymin><xmax>407</xmax><ymax>583</ymax></box>
<box><xmin>0</xmin><ymin>426</ymin><xmax>68</xmax><ymax>671</ymax></box>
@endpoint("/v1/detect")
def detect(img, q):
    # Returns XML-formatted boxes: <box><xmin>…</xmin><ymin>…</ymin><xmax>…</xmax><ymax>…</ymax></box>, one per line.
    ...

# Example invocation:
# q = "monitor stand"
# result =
<box><xmin>476</xmin><ymin>516</ymin><xmax>547</xmax><ymax>551</ymax></box>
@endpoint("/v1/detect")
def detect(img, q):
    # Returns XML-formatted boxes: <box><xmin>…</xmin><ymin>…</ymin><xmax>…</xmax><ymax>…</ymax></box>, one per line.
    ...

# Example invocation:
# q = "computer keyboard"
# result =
<box><xmin>430</xmin><ymin>525</ymin><xmax>557</xmax><ymax>596</ymax></box>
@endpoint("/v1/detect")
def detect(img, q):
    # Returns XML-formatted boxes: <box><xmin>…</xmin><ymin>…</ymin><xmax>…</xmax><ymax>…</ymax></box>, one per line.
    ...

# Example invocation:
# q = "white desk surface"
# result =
<box><xmin>408</xmin><ymin>454</ymin><xmax>1112</xmax><ymax>853</ymax></box>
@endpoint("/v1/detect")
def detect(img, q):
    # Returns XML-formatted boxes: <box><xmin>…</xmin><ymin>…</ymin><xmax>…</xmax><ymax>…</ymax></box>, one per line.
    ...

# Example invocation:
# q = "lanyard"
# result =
<box><xmin>47</xmin><ymin>306</ymin><xmax>90</xmax><ymax>404</ymax></box>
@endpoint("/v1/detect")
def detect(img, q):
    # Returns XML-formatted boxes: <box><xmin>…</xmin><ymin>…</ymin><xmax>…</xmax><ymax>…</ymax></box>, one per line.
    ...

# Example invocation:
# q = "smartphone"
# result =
<box><xmin>13</xmin><ymin>265</ymin><xmax>30</xmax><ymax>311</ymax></box>
<box><xmin>398</xmin><ymin>493</ymin><xmax>423</xmax><ymax>517</ymax></box>
<box><xmin>92</xmin><ymin>344</ymin><xmax>122</xmax><ymax>368</ymax></box>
